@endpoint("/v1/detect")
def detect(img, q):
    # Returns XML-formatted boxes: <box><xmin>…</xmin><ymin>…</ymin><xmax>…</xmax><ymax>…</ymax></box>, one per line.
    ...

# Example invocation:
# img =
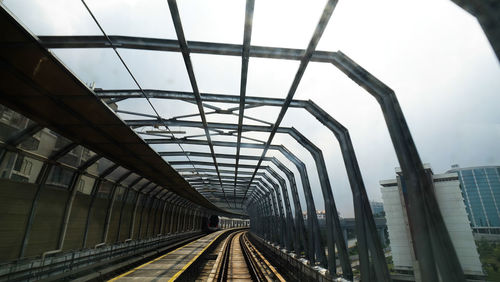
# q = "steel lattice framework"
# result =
<box><xmin>0</xmin><ymin>0</ymin><xmax>475</xmax><ymax>281</ymax></box>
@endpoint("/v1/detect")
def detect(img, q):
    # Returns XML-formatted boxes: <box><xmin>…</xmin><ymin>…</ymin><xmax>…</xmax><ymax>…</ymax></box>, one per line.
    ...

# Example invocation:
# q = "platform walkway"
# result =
<box><xmin>110</xmin><ymin>230</ymin><xmax>226</xmax><ymax>281</ymax></box>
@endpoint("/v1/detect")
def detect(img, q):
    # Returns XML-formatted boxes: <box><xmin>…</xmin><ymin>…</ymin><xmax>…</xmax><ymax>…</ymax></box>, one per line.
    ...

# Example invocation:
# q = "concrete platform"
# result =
<box><xmin>110</xmin><ymin>230</ymin><xmax>226</xmax><ymax>281</ymax></box>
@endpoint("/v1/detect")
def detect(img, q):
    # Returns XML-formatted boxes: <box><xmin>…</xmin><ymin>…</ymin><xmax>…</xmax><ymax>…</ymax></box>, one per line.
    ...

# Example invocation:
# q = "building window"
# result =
<box><xmin>77</xmin><ymin>178</ymin><xmax>85</xmax><ymax>193</ymax></box>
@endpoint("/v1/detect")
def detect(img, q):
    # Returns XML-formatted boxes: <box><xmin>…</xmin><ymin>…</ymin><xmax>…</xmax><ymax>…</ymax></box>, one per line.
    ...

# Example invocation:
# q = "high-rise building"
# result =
<box><xmin>380</xmin><ymin>165</ymin><xmax>483</xmax><ymax>277</ymax></box>
<box><xmin>447</xmin><ymin>165</ymin><xmax>500</xmax><ymax>234</ymax></box>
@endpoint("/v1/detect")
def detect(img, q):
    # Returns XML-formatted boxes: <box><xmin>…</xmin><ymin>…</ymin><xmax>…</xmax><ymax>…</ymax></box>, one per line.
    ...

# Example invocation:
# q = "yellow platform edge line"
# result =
<box><xmin>168</xmin><ymin>229</ymin><xmax>238</xmax><ymax>281</ymax></box>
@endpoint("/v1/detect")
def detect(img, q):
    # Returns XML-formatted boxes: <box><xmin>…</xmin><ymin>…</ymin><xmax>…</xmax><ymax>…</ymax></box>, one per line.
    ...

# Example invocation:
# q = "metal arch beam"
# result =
<box><xmin>136</xmin><ymin>120</ymin><xmax>344</xmax><ymax>272</ymax></box>
<box><xmin>162</xmin><ymin>141</ymin><xmax>307</xmax><ymax>255</ymax></box>
<box><xmin>256</xmin><ymin>185</ymin><xmax>280</xmax><ymax>244</ymax></box>
<box><xmin>124</xmin><ymin>99</ymin><xmax>387</xmax><ymax>279</ymax></box>
<box><xmin>175</xmin><ymin>161</ymin><xmax>294</xmax><ymax>249</ymax></box>
<box><xmin>330</xmin><ymin>52</ymin><xmax>463</xmax><ymax>281</ymax></box>
<box><xmin>98</xmin><ymin>80</ymin><xmax>467</xmax><ymax>279</ymax></box>
<box><xmin>235</xmin><ymin>0</ymin><xmax>256</xmax><ymax>208</ymax></box>
<box><xmin>167</xmin><ymin>0</ymin><xmax>229</xmax><ymax>208</ymax></box>
<box><xmin>265</xmin><ymin>163</ymin><xmax>296</xmax><ymax>251</ymax></box>
<box><xmin>172</xmin><ymin>160</ymin><xmax>284</xmax><ymax>228</ymax></box>
<box><xmin>133</xmin><ymin>118</ymin><xmax>371</xmax><ymax>274</ymax></box>
<box><xmin>150</xmin><ymin>138</ymin><xmax>321</xmax><ymax>262</ymax></box>
<box><xmin>102</xmin><ymin>170</ymin><xmax>133</xmax><ymax>243</ymax></box>
<box><xmin>161</xmin><ymin>151</ymin><xmax>298</xmax><ymax>252</ymax></box>
<box><xmin>253</xmin><ymin>173</ymin><xmax>285</xmax><ymax>246</ymax></box>
<box><xmin>116</xmin><ymin>175</ymin><xmax>143</xmax><ymax>241</ymax></box>
<box><xmin>450</xmin><ymin>0</ymin><xmax>500</xmax><ymax>62</ymax></box>
<box><xmin>249</xmin><ymin>191</ymin><xmax>273</xmax><ymax>241</ymax></box>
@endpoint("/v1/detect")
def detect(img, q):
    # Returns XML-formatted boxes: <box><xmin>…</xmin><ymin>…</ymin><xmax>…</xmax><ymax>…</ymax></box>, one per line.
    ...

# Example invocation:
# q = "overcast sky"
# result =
<box><xmin>5</xmin><ymin>0</ymin><xmax>499</xmax><ymax>217</ymax></box>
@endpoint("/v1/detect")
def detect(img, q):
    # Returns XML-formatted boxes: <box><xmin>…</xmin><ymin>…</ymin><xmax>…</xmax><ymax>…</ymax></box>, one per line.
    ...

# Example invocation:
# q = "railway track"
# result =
<box><xmin>203</xmin><ymin>231</ymin><xmax>285</xmax><ymax>282</ymax></box>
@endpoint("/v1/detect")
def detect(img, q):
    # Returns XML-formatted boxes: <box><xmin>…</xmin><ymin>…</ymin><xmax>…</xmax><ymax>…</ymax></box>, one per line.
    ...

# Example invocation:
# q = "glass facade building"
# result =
<box><xmin>370</xmin><ymin>201</ymin><xmax>385</xmax><ymax>217</ymax></box>
<box><xmin>448</xmin><ymin>165</ymin><xmax>500</xmax><ymax>234</ymax></box>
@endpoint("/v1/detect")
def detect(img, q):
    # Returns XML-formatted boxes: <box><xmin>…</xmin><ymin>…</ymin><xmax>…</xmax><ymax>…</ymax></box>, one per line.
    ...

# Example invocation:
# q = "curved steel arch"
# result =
<box><xmin>94</xmin><ymin>81</ymin><xmax>459</xmax><ymax>279</ymax></box>
<box><xmin>123</xmin><ymin>97</ymin><xmax>393</xmax><ymax>279</ymax></box>
<box><xmin>148</xmin><ymin>137</ymin><xmax>328</xmax><ymax>268</ymax></box>
<box><xmin>172</xmin><ymin>154</ymin><xmax>296</xmax><ymax>252</ymax></box>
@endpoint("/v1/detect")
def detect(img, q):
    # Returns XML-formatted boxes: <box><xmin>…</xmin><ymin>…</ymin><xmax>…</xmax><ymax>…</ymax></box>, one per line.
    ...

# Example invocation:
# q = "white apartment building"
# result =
<box><xmin>380</xmin><ymin>165</ymin><xmax>483</xmax><ymax>277</ymax></box>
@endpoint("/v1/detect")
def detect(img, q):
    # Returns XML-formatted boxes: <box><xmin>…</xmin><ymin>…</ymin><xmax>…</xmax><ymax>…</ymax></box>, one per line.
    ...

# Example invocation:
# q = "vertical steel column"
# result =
<box><xmin>178</xmin><ymin>203</ymin><xmax>185</xmax><ymax>233</ymax></box>
<box><xmin>331</xmin><ymin>52</ymin><xmax>463</xmax><ymax>281</ymax></box>
<box><xmin>262</xmin><ymin>174</ymin><xmax>286</xmax><ymax>247</ymax></box>
<box><xmin>128</xmin><ymin>192</ymin><xmax>142</xmax><ymax>239</ymax></box>
<box><xmin>163</xmin><ymin>193</ymin><xmax>176</xmax><ymax>235</ymax></box>
<box><xmin>298</xmin><ymin>101</ymin><xmax>389</xmax><ymax>280</ymax></box>
<box><xmin>148</xmin><ymin>199</ymin><xmax>159</xmax><ymax>237</ymax></box>
<box><xmin>116</xmin><ymin>177</ymin><xmax>142</xmax><ymax>241</ymax></box>
<box><xmin>102</xmin><ymin>171</ymin><xmax>132</xmax><ymax>244</ymax></box>
<box><xmin>275</xmin><ymin>145</ymin><xmax>326</xmax><ymax>265</ymax></box>
<box><xmin>267</xmin><ymin>191</ymin><xmax>280</xmax><ymax>244</ymax></box>
<box><xmin>265</xmin><ymin>184</ymin><xmax>281</xmax><ymax>245</ymax></box>
<box><xmin>262</xmin><ymin>196</ymin><xmax>271</xmax><ymax>241</ymax></box>
<box><xmin>169</xmin><ymin>204</ymin><xmax>178</xmax><ymax>234</ymax></box>
<box><xmin>57</xmin><ymin>171</ymin><xmax>81</xmax><ymax>250</ymax></box>
<box><xmin>145</xmin><ymin>187</ymin><xmax>160</xmax><ymax>237</ymax></box>
<box><xmin>188</xmin><ymin>210</ymin><xmax>194</xmax><ymax>231</ymax></box>
<box><xmin>288</xmin><ymin>129</ymin><xmax>350</xmax><ymax>276</ymax></box>
<box><xmin>271</xmin><ymin>159</ymin><xmax>307</xmax><ymax>256</ymax></box>
<box><xmin>19</xmin><ymin>163</ymin><xmax>50</xmax><ymax>258</ymax></box>
<box><xmin>251</xmin><ymin>183</ymin><xmax>277</xmax><ymax>244</ymax></box>
<box><xmin>149</xmin><ymin>189</ymin><xmax>164</xmax><ymax>236</ymax></box>
<box><xmin>182</xmin><ymin>205</ymin><xmax>189</xmax><ymax>232</ymax></box>
<box><xmin>266</xmin><ymin>165</ymin><xmax>295</xmax><ymax>251</ymax></box>
<box><xmin>175</xmin><ymin>201</ymin><xmax>184</xmax><ymax>233</ymax></box>
<box><xmin>101</xmin><ymin>184</ymin><xmax>118</xmax><ymax>244</ymax></box>
<box><xmin>252</xmin><ymin>186</ymin><xmax>275</xmax><ymax>243</ymax></box>
<box><xmin>163</xmin><ymin>202</ymin><xmax>173</xmax><ymax>235</ymax></box>
<box><xmin>137</xmin><ymin>196</ymin><xmax>150</xmax><ymax>238</ymax></box>
<box><xmin>19</xmin><ymin>143</ymin><xmax>83</xmax><ymax>257</ymax></box>
<box><xmin>115</xmin><ymin>187</ymin><xmax>130</xmax><ymax>241</ymax></box>
<box><xmin>82</xmin><ymin>178</ymin><xmax>102</xmax><ymax>248</ymax></box>
<box><xmin>159</xmin><ymin>200</ymin><xmax>168</xmax><ymax>235</ymax></box>
<box><xmin>82</xmin><ymin>164</ymin><xmax>119</xmax><ymax>247</ymax></box>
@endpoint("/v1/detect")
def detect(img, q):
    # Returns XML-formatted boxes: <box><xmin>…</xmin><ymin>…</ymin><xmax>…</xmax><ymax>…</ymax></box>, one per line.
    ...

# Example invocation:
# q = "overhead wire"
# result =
<box><xmin>80</xmin><ymin>0</ymin><xmax>220</xmax><ymax>204</ymax></box>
